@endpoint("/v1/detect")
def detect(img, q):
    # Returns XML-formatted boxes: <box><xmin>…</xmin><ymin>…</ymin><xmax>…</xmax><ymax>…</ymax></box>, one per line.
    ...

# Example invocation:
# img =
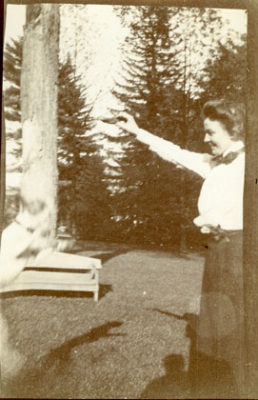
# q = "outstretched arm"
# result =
<box><xmin>116</xmin><ymin>113</ymin><xmax>211</xmax><ymax>179</ymax></box>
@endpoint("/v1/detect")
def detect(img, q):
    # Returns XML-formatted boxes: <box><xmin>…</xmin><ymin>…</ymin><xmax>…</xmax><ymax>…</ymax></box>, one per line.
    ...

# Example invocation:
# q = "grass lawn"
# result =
<box><xmin>1</xmin><ymin>242</ymin><xmax>204</xmax><ymax>399</ymax></box>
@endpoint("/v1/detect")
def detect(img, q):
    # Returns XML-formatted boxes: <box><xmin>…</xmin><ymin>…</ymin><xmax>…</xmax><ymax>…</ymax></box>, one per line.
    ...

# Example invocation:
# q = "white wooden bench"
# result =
<box><xmin>0</xmin><ymin>251</ymin><xmax>102</xmax><ymax>301</ymax></box>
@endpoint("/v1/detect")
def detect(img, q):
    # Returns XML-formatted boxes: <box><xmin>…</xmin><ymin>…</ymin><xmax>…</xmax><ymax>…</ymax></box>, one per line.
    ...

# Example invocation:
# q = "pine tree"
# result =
<box><xmin>73</xmin><ymin>152</ymin><xmax>112</xmax><ymax>240</ymax></box>
<box><xmin>3</xmin><ymin>37</ymin><xmax>23</xmax><ymax>147</ymax></box>
<box><xmin>110</xmin><ymin>6</ymin><xmax>187</xmax><ymax>248</ymax></box>
<box><xmin>57</xmin><ymin>55</ymin><xmax>92</xmax><ymax>183</ymax></box>
<box><xmin>57</xmin><ymin>55</ymin><xmax>111</xmax><ymax>239</ymax></box>
<box><xmin>3</xmin><ymin>37</ymin><xmax>23</xmax><ymax>226</ymax></box>
<box><xmin>3</xmin><ymin>38</ymin><xmax>22</xmax><ymax>124</ymax></box>
<box><xmin>199</xmin><ymin>34</ymin><xmax>247</xmax><ymax>103</ymax></box>
<box><xmin>58</xmin><ymin>55</ymin><xmax>88</xmax><ymax>231</ymax></box>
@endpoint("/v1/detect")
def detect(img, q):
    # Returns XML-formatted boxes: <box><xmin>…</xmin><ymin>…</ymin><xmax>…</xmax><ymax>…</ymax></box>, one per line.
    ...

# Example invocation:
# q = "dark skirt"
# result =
<box><xmin>191</xmin><ymin>231</ymin><xmax>245</xmax><ymax>397</ymax></box>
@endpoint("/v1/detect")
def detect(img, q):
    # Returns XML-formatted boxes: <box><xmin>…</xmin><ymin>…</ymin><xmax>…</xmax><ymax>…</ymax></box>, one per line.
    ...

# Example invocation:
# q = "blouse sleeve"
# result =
<box><xmin>136</xmin><ymin>129</ymin><xmax>211</xmax><ymax>179</ymax></box>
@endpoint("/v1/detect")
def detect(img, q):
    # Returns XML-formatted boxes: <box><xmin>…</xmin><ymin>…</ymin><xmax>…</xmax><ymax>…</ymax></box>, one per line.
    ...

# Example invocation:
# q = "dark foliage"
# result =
<box><xmin>3</xmin><ymin>38</ymin><xmax>23</xmax><ymax>226</ymax></box>
<box><xmin>57</xmin><ymin>55</ymin><xmax>111</xmax><ymax>239</ymax></box>
<box><xmin>3</xmin><ymin>37</ymin><xmax>22</xmax><ymax>140</ymax></box>
<box><xmin>111</xmin><ymin>6</ymin><xmax>204</xmax><ymax>249</ymax></box>
<box><xmin>199</xmin><ymin>34</ymin><xmax>247</xmax><ymax>104</ymax></box>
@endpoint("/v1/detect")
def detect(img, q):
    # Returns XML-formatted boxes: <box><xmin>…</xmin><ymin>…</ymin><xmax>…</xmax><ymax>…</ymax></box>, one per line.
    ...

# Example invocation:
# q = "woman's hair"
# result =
<box><xmin>201</xmin><ymin>99</ymin><xmax>246</xmax><ymax>140</ymax></box>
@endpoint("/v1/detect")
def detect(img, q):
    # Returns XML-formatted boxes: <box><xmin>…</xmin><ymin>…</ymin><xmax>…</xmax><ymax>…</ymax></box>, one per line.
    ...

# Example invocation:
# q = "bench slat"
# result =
<box><xmin>35</xmin><ymin>251</ymin><xmax>102</xmax><ymax>269</ymax></box>
<box><xmin>0</xmin><ymin>282</ymin><xmax>98</xmax><ymax>292</ymax></box>
<box><xmin>0</xmin><ymin>252</ymin><xmax>102</xmax><ymax>301</ymax></box>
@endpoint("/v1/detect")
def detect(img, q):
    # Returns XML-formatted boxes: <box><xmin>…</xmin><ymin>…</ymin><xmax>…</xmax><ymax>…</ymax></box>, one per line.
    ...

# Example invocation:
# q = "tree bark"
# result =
<box><xmin>20</xmin><ymin>4</ymin><xmax>59</xmax><ymax>243</ymax></box>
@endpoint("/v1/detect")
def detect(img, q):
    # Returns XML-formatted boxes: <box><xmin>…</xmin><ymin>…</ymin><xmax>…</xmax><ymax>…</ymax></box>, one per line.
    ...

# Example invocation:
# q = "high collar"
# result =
<box><xmin>223</xmin><ymin>140</ymin><xmax>244</xmax><ymax>157</ymax></box>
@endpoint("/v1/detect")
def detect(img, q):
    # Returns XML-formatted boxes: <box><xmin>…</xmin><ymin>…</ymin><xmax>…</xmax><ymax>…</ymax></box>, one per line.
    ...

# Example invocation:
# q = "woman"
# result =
<box><xmin>115</xmin><ymin>99</ymin><xmax>245</xmax><ymax>396</ymax></box>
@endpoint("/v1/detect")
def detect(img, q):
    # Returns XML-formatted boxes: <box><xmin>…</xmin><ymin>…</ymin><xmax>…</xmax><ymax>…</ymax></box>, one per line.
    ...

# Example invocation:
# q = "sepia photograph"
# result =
<box><xmin>0</xmin><ymin>1</ymin><xmax>257</xmax><ymax>398</ymax></box>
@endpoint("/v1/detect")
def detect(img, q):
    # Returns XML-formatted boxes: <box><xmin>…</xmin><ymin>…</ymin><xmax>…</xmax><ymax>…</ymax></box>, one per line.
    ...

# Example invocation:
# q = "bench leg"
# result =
<box><xmin>94</xmin><ymin>290</ymin><xmax>98</xmax><ymax>302</ymax></box>
<box><xmin>94</xmin><ymin>271</ymin><xmax>99</xmax><ymax>301</ymax></box>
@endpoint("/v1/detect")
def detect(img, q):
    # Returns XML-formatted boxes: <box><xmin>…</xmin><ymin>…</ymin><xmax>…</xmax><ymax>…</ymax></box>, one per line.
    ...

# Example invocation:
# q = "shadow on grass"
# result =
<box><xmin>150</xmin><ymin>308</ymin><xmax>238</xmax><ymax>399</ymax></box>
<box><xmin>2</xmin><ymin>321</ymin><xmax>125</xmax><ymax>399</ymax></box>
<box><xmin>77</xmin><ymin>243</ymin><xmax>195</xmax><ymax>262</ymax></box>
<box><xmin>70</xmin><ymin>240</ymin><xmax>132</xmax><ymax>254</ymax></box>
<box><xmin>141</xmin><ymin>353</ymin><xmax>190</xmax><ymax>399</ymax></box>
<box><xmin>41</xmin><ymin>320</ymin><xmax>125</xmax><ymax>364</ymax></box>
<box><xmin>0</xmin><ymin>283</ymin><xmax>113</xmax><ymax>301</ymax></box>
<box><xmin>144</xmin><ymin>249</ymin><xmax>192</xmax><ymax>260</ymax></box>
<box><xmin>78</xmin><ymin>248</ymin><xmax>133</xmax><ymax>264</ymax></box>
<box><xmin>151</xmin><ymin>307</ymin><xmax>198</xmax><ymax>327</ymax></box>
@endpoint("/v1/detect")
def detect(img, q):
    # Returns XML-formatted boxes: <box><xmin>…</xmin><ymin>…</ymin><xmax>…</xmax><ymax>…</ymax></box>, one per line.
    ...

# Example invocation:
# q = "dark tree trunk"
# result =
<box><xmin>243</xmin><ymin>1</ymin><xmax>258</xmax><ymax>397</ymax></box>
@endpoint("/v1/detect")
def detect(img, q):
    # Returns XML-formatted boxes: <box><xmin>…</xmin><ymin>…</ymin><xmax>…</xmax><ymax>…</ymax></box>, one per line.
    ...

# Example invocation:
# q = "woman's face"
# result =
<box><xmin>203</xmin><ymin>118</ymin><xmax>235</xmax><ymax>156</ymax></box>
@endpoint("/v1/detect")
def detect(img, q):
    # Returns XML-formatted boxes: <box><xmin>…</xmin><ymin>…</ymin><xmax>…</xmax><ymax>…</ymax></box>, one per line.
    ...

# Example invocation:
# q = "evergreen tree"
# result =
<box><xmin>73</xmin><ymin>152</ymin><xmax>112</xmax><ymax>240</ymax></box>
<box><xmin>113</xmin><ymin>6</ymin><xmax>184</xmax><ymax>135</ymax></box>
<box><xmin>3</xmin><ymin>38</ymin><xmax>22</xmax><ymax>124</ymax></box>
<box><xmin>111</xmin><ymin>6</ymin><xmax>198</xmax><ymax>248</ymax></box>
<box><xmin>199</xmin><ymin>34</ymin><xmax>247</xmax><ymax>103</ymax></box>
<box><xmin>3</xmin><ymin>37</ymin><xmax>23</xmax><ymax>226</ymax></box>
<box><xmin>57</xmin><ymin>55</ymin><xmax>111</xmax><ymax>238</ymax></box>
<box><xmin>3</xmin><ymin>37</ymin><xmax>23</xmax><ymax>147</ymax></box>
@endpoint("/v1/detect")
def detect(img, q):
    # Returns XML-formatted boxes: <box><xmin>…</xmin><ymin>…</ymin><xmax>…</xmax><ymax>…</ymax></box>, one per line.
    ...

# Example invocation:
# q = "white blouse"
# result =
<box><xmin>135</xmin><ymin>129</ymin><xmax>245</xmax><ymax>231</ymax></box>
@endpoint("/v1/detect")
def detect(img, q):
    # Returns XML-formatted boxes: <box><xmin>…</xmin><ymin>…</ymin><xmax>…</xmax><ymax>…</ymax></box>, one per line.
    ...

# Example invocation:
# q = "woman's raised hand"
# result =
<box><xmin>116</xmin><ymin>112</ymin><xmax>140</xmax><ymax>135</ymax></box>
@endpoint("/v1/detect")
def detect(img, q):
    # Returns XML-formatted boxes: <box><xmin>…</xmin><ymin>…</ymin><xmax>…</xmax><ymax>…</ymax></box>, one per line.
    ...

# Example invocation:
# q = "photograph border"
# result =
<box><xmin>1</xmin><ymin>0</ymin><xmax>257</xmax><ymax>396</ymax></box>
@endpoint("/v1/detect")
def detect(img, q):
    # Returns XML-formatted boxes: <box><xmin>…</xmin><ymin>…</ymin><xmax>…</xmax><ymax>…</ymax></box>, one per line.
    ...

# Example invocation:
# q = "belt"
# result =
<box><xmin>202</xmin><ymin>226</ymin><xmax>242</xmax><ymax>242</ymax></box>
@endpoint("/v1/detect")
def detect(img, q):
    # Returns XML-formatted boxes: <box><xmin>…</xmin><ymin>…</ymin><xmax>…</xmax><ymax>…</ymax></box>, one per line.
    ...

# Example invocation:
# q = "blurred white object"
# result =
<box><xmin>6</xmin><ymin>172</ymin><xmax>22</xmax><ymax>192</ymax></box>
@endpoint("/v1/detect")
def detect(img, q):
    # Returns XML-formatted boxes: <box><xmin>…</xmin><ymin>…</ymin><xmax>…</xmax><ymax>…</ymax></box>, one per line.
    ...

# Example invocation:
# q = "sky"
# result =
<box><xmin>4</xmin><ymin>4</ymin><xmax>247</xmax><ymax>114</ymax></box>
<box><xmin>221</xmin><ymin>8</ymin><xmax>247</xmax><ymax>33</ymax></box>
<box><xmin>4</xmin><ymin>4</ymin><xmax>247</xmax><ymax>120</ymax></box>
<box><xmin>4</xmin><ymin>4</ymin><xmax>247</xmax><ymax>42</ymax></box>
